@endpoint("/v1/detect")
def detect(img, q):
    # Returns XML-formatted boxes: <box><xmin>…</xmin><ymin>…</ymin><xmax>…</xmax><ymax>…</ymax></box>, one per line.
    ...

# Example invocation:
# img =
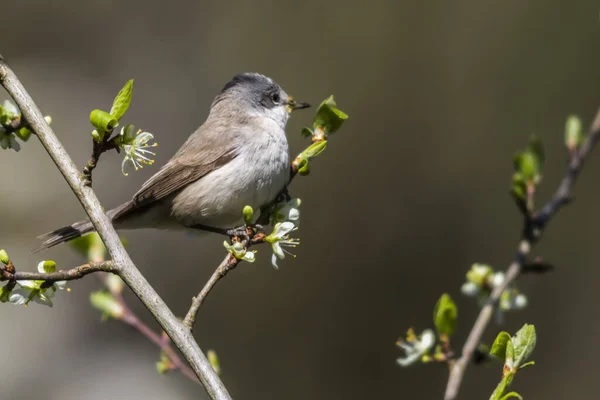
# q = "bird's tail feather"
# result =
<box><xmin>34</xmin><ymin>220</ymin><xmax>95</xmax><ymax>253</ymax></box>
<box><xmin>33</xmin><ymin>201</ymin><xmax>134</xmax><ymax>253</ymax></box>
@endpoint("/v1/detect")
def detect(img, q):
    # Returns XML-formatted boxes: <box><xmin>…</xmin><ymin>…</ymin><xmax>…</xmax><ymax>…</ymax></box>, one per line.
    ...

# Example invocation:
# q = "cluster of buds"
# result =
<box><xmin>88</xmin><ymin>80</ymin><xmax>157</xmax><ymax>176</ymax></box>
<box><xmin>461</xmin><ymin>263</ymin><xmax>527</xmax><ymax>323</ymax></box>
<box><xmin>0</xmin><ymin>100</ymin><xmax>51</xmax><ymax>151</ymax></box>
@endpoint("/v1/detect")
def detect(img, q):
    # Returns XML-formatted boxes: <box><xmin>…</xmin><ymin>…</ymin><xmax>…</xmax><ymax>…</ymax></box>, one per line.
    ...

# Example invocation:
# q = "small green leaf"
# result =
<box><xmin>499</xmin><ymin>392</ymin><xmax>523</xmax><ymax>400</ymax></box>
<box><xmin>511</xmin><ymin>323</ymin><xmax>536</xmax><ymax>368</ymax></box>
<box><xmin>516</xmin><ymin>152</ymin><xmax>539</xmax><ymax>181</ymax></box>
<box><xmin>301</xmin><ymin>140</ymin><xmax>327</xmax><ymax>159</ymax></box>
<box><xmin>301</xmin><ymin>127</ymin><xmax>313</xmax><ymax>138</ymax></box>
<box><xmin>490</xmin><ymin>331</ymin><xmax>512</xmax><ymax>360</ymax></box>
<box><xmin>433</xmin><ymin>293</ymin><xmax>457</xmax><ymax>336</ymax></box>
<box><xmin>90</xmin><ymin>109</ymin><xmax>118</xmax><ymax>134</ymax></box>
<box><xmin>298</xmin><ymin>163</ymin><xmax>310</xmax><ymax>176</ymax></box>
<box><xmin>506</xmin><ymin>338</ymin><xmax>515</xmax><ymax>368</ymax></box>
<box><xmin>110</xmin><ymin>79</ymin><xmax>134</xmax><ymax>121</ymax></box>
<box><xmin>313</xmin><ymin>95</ymin><xmax>348</xmax><ymax>135</ymax></box>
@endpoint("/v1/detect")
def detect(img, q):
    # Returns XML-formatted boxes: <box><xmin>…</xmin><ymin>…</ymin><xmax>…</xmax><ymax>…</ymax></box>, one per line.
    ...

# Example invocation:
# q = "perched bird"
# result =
<box><xmin>35</xmin><ymin>73</ymin><xmax>310</xmax><ymax>251</ymax></box>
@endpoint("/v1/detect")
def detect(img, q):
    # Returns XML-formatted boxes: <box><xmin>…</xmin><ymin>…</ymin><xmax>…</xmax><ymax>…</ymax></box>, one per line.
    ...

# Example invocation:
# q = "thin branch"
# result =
<box><xmin>183</xmin><ymin>233</ymin><xmax>266</xmax><ymax>330</ymax></box>
<box><xmin>0</xmin><ymin>56</ymin><xmax>230</xmax><ymax>400</ymax></box>
<box><xmin>183</xmin><ymin>254</ymin><xmax>239</xmax><ymax>330</ymax></box>
<box><xmin>1</xmin><ymin>261</ymin><xmax>115</xmax><ymax>282</ymax></box>
<box><xmin>444</xmin><ymin>107</ymin><xmax>600</xmax><ymax>400</ymax></box>
<box><xmin>82</xmin><ymin>137</ymin><xmax>119</xmax><ymax>185</ymax></box>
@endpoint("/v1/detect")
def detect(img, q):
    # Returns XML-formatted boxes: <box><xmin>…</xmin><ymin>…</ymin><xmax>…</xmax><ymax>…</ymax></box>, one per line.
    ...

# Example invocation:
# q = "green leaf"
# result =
<box><xmin>516</xmin><ymin>152</ymin><xmax>539</xmax><ymax>181</ymax></box>
<box><xmin>313</xmin><ymin>95</ymin><xmax>348</xmax><ymax>135</ymax></box>
<box><xmin>500</xmin><ymin>392</ymin><xmax>523</xmax><ymax>400</ymax></box>
<box><xmin>511</xmin><ymin>323</ymin><xmax>536</xmax><ymax>368</ymax></box>
<box><xmin>90</xmin><ymin>109</ymin><xmax>118</xmax><ymax>134</ymax></box>
<box><xmin>298</xmin><ymin>163</ymin><xmax>310</xmax><ymax>176</ymax></box>
<box><xmin>110</xmin><ymin>79</ymin><xmax>134</xmax><ymax>121</ymax></box>
<box><xmin>506</xmin><ymin>337</ymin><xmax>515</xmax><ymax>368</ymax></box>
<box><xmin>433</xmin><ymin>293</ymin><xmax>457</xmax><ymax>336</ymax></box>
<box><xmin>301</xmin><ymin>127</ymin><xmax>313</xmax><ymax>138</ymax></box>
<box><xmin>490</xmin><ymin>331</ymin><xmax>512</xmax><ymax>360</ymax></box>
<box><xmin>301</xmin><ymin>140</ymin><xmax>327</xmax><ymax>159</ymax></box>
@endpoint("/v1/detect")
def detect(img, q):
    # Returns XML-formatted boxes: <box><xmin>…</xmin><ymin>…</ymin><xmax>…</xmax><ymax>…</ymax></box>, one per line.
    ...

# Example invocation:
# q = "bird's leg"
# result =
<box><xmin>192</xmin><ymin>223</ymin><xmax>264</xmax><ymax>242</ymax></box>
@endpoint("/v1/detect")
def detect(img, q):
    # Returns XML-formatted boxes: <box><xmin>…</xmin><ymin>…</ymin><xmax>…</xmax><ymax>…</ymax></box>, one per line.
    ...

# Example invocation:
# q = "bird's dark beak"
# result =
<box><xmin>286</xmin><ymin>98</ymin><xmax>311</xmax><ymax>113</ymax></box>
<box><xmin>293</xmin><ymin>102</ymin><xmax>311</xmax><ymax>110</ymax></box>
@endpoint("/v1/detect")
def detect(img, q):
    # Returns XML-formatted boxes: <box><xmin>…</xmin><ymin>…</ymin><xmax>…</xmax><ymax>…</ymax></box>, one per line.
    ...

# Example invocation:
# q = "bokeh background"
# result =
<box><xmin>2</xmin><ymin>1</ymin><xmax>600</xmax><ymax>399</ymax></box>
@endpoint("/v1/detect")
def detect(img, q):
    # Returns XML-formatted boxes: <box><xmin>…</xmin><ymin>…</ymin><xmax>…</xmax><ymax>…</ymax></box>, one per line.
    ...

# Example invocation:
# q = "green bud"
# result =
<box><xmin>44</xmin><ymin>115</ymin><xmax>52</xmax><ymax>125</ymax></box>
<box><xmin>433</xmin><ymin>293</ymin><xmax>457</xmax><ymax>337</ymax></box>
<box><xmin>90</xmin><ymin>109</ymin><xmax>118</xmax><ymax>135</ymax></box>
<box><xmin>156</xmin><ymin>360</ymin><xmax>170</xmax><ymax>375</ymax></box>
<box><xmin>110</xmin><ymin>79</ymin><xmax>134</xmax><ymax>121</ymax></box>
<box><xmin>91</xmin><ymin>129</ymin><xmax>104</xmax><ymax>142</ymax></box>
<box><xmin>243</xmin><ymin>205</ymin><xmax>254</xmax><ymax>225</ymax></box>
<box><xmin>565</xmin><ymin>115</ymin><xmax>583</xmax><ymax>150</ymax></box>
<box><xmin>41</xmin><ymin>260</ymin><xmax>56</xmax><ymax>273</ymax></box>
<box><xmin>207</xmin><ymin>350</ymin><xmax>221</xmax><ymax>375</ymax></box>
<box><xmin>0</xmin><ymin>249</ymin><xmax>9</xmax><ymax>265</ymax></box>
<box><xmin>90</xmin><ymin>291</ymin><xmax>125</xmax><ymax>320</ymax></box>
<box><xmin>15</xmin><ymin>126</ymin><xmax>32</xmax><ymax>142</ymax></box>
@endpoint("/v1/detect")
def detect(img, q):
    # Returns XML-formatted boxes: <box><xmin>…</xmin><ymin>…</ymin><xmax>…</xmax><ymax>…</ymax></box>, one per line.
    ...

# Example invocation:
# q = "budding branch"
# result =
<box><xmin>444</xmin><ymin>107</ymin><xmax>600</xmax><ymax>400</ymax></box>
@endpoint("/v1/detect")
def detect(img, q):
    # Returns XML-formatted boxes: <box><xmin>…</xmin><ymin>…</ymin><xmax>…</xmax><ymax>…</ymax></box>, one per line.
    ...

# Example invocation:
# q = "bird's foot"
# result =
<box><xmin>226</xmin><ymin>224</ymin><xmax>264</xmax><ymax>242</ymax></box>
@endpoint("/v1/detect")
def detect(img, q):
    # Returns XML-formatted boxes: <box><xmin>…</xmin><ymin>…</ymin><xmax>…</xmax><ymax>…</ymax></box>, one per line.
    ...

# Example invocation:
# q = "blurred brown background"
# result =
<box><xmin>2</xmin><ymin>1</ymin><xmax>600</xmax><ymax>399</ymax></box>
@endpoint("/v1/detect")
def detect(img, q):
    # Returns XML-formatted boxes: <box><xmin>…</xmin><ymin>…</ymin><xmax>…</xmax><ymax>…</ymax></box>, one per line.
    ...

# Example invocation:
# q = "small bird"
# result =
<box><xmin>36</xmin><ymin>73</ymin><xmax>310</xmax><ymax>251</ymax></box>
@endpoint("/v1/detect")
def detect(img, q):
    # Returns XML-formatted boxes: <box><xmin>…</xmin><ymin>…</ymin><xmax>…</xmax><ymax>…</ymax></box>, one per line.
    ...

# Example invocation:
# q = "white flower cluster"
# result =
<box><xmin>396</xmin><ymin>328</ymin><xmax>436</xmax><ymax>367</ymax></box>
<box><xmin>7</xmin><ymin>261</ymin><xmax>68</xmax><ymax>307</ymax></box>
<box><xmin>265</xmin><ymin>198</ymin><xmax>301</xmax><ymax>269</ymax></box>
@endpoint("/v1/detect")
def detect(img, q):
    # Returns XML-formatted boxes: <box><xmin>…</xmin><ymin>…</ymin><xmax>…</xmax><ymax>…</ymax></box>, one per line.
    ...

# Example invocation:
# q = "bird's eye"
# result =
<box><xmin>271</xmin><ymin>93</ymin><xmax>280</xmax><ymax>104</ymax></box>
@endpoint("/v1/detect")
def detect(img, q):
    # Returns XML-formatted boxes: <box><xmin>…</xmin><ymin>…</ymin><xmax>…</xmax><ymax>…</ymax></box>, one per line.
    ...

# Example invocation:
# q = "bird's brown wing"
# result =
<box><xmin>131</xmin><ymin>120</ymin><xmax>241</xmax><ymax>207</ymax></box>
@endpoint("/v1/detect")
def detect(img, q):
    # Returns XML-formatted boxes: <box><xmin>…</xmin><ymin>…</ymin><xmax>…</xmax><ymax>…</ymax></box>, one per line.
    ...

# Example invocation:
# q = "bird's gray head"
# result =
<box><xmin>211</xmin><ymin>73</ymin><xmax>310</xmax><ymax>128</ymax></box>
